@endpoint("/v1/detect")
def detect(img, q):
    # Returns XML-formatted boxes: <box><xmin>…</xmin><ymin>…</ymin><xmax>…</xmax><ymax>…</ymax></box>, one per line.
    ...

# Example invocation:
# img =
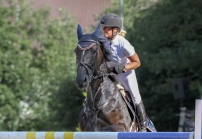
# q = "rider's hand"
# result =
<box><xmin>110</xmin><ymin>64</ymin><xmax>126</xmax><ymax>74</ymax></box>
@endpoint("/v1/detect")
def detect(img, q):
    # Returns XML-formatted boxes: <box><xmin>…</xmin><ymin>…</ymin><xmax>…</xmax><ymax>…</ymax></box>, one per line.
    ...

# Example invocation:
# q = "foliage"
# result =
<box><xmin>1</xmin><ymin>0</ymin><xmax>201</xmax><ymax>132</ymax></box>
<box><xmin>0</xmin><ymin>0</ymin><xmax>84</xmax><ymax>130</ymax></box>
<box><xmin>105</xmin><ymin>0</ymin><xmax>202</xmax><ymax>131</ymax></box>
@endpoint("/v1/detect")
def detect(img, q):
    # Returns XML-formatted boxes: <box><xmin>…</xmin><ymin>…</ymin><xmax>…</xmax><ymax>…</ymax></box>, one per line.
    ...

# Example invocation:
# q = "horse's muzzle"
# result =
<box><xmin>76</xmin><ymin>74</ymin><xmax>89</xmax><ymax>89</ymax></box>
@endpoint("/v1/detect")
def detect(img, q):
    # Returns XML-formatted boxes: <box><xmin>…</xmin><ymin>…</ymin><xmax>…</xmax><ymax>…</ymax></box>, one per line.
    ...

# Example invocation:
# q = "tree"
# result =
<box><xmin>0</xmin><ymin>0</ymin><xmax>84</xmax><ymax>130</ymax></box>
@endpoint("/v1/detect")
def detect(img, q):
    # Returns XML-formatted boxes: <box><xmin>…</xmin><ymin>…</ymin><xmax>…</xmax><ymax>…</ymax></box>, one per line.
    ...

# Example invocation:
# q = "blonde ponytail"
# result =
<box><xmin>118</xmin><ymin>29</ymin><xmax>127</xmax><ymax>37</ymax></box>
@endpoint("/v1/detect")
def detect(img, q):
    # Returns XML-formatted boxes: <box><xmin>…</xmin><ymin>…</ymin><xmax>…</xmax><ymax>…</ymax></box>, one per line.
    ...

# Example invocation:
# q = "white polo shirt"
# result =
<box><xmin>100</xmin><ymin>35</ymin><xmax>135</xmax><ymax>68</ymax></box>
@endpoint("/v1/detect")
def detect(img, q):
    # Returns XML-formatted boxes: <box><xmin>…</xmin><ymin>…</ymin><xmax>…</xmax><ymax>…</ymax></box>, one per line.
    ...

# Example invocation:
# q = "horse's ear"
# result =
<box><xmin>77</xmin><ymin>24</ymin><xmax>83</xmax><ymax>40</ymax></box>
<box><xmin>93</xmin><ymin>23</ymin><xmax>101</xmax><ymax>38</ymax></box>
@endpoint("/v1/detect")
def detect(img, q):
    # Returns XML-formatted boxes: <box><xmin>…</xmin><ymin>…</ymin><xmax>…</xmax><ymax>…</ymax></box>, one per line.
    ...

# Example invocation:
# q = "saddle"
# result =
<box><xmin>116</xmin><ymin>83</ymin><xmax>157</xmax><ymax>132</ymax></box>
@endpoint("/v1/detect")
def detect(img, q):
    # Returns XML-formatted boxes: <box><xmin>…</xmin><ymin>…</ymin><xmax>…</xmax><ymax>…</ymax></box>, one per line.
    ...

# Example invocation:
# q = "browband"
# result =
<box><xmin>77</xmin><ymin>43</ymin><xmax>96</xmax><ymax>50</ymax></box>
<box><xmin>77</xmin><ymin>39</ymin><xmax>100</xmax><ymax>50</ymax></box>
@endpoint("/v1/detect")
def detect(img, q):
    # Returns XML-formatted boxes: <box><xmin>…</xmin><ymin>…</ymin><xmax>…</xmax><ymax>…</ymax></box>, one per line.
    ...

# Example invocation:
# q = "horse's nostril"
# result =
<box><xmin>84</xmin><ymin>76</ymin><xmax>87</xmax><ymax>82</ymax></box>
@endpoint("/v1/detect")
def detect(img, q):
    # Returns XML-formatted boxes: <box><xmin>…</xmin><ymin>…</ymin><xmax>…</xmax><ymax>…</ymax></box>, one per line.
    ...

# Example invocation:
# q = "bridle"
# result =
<box><xmin>77</xmin><ymin>38</ymin><xmax>117</xmax><ymax>117</ymax></box>
<box><xmin>76</xmin><ymin>39</ymin><xmax>115</xmax><ymax>82</ymax></box>
<box><xmin>77</xmin><ymin>39</ymin><xmax>100</xmax><ymax>82</ymax></box>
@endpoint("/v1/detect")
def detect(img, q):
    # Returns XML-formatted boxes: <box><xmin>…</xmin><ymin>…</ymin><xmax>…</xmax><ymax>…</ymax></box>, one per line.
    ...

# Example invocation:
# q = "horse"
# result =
<box><xmin>75</xmin><ymin>24</ymin><xmax>137</xmax><ymax>132</ymax></box>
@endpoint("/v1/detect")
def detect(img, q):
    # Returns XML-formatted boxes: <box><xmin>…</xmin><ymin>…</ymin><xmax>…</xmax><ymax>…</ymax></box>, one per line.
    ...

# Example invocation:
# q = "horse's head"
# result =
<box><xmin>75</xmin><ymin>24</ymin><xmax>103</xmax><ymax>89</ymax></box>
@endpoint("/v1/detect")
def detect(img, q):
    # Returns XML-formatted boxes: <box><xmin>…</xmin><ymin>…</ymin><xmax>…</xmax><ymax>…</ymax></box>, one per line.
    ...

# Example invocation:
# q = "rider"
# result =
<box><xmin>99</xmin><ymin>13</ymin><xmax>147</xmax><ymax>132</ymax></box>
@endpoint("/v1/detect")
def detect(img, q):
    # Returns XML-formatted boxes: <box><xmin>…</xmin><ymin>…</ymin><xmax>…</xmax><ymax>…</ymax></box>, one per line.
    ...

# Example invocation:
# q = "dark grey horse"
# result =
<box><xmin>75</xmin><ymin>24</ymin><xmax>156</xmax><ymax>132</ymax></box>
<box><xmin>75</xmin><ymin>24</ymin><xmax>137</xmax><ymax>131</ymax></box>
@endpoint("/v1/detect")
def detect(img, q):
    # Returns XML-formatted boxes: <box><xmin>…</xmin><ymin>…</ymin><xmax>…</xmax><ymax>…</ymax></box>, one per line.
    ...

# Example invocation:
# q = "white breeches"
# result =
<box><xmin>115</xmin><ymin>70</ymin><xmax>142</xmax><ymax>105</ymax></box>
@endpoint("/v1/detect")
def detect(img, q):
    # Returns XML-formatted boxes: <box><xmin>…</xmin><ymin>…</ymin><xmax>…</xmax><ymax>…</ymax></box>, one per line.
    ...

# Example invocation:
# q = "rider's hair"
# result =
<box><xmin>118</xmin><ymin>29</ymin><xmax>127</xmax><ymax>37</ymax></box>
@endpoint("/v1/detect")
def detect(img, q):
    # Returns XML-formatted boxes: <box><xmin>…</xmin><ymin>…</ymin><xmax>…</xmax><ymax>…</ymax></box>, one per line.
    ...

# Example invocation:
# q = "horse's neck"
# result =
<box><xmin>87</xmin><ymin>61</ymin><xmax>105</xmax><ymax>94</ymax></box>
<box><xmin>86</xmin><ymin>76</ymin><xmax>116</xmax><ymax>110</ymax></box>
<box><xmin>86</xmin><ymin>61</ymin><xmax>115</xmax><ymax>109</ymax></box>
<box><xmin>94</xmin><ymin>46</ymin><xmax>108</xmax><ymax>76</ymax></box>
<box><xmin>98</xmin><ymin>60</ymin><xmax>108</xmax><ymax>74</ymax></box>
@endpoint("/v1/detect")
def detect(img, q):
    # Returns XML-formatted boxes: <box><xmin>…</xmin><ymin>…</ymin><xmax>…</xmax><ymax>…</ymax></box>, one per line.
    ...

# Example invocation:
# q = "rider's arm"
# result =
<box><xmin>124</xmin><ymin>52</ymin><xmax>140</xmax><ymax>72</ymax></box>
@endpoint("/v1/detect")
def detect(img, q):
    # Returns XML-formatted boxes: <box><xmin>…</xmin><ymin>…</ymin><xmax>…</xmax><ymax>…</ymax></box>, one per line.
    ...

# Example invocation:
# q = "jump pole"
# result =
<box><xmin>195</xmin><ymin>99</ymin><xmax>202</xmax><ymax>139</ymax></box>
<box><xmin>0</xmin><ymin>100</ymin><xmax>201</xmax><ymax>139</ymax></box>
<box><xmin>0</xmin><ymin>132</ymin><xmax>194</xmax><ymax>139</ymax></box>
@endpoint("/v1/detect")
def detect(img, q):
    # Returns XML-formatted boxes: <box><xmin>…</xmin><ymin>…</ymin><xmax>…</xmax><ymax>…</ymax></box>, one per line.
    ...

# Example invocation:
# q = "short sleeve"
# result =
<box><xmin>123</xmin><ymin>39</ymin><xmax>135</xmax><ymax>57</ymax></box>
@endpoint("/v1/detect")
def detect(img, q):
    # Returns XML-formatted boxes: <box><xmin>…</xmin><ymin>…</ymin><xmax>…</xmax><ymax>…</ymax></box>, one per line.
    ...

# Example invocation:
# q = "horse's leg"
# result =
<box><xmin>101</xmin><ymin>123</ymin><xmax>126</xmax><ymax>132</ymax></box>
<box><xmin>130</xmin><ymin>121</ymin><xmax>138</xmax><ymax>132</ymax></box>
<box><xmin>78</xmin><ymin>107</ymin><xmax>87</xmax><ymax>131</ymax></box>
<box><xmin>79</xmin><ymin>107</ymin><xmax>100</xmax><ymax>131</ymax></box>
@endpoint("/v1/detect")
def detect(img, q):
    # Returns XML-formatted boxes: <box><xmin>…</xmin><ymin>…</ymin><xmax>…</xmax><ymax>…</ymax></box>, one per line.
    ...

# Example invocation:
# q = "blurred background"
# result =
<box><xmin>0</xmin><ymin>0</ymin><xmax>201</xmax><ymax>131</ymax></box>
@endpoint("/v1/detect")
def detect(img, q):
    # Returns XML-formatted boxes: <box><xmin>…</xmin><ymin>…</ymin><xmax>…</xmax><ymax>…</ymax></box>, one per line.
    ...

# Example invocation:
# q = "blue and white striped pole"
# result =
<box><xmin>0</xmin><ymin>132</ymin><xmax>194</xmax><ymax>139</ymax></box>
<box><xmin>0</xmin><ymin>99</ymin><xmax>201</xmax><ymax>139</ymax></box>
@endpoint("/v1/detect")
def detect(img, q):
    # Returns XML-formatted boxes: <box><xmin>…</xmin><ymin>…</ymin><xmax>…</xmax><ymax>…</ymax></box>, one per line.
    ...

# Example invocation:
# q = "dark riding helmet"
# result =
<box><xmin>100</xmin><ymin>13</ymin><xmax>122</xmax><ymax>32</ymax></box>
